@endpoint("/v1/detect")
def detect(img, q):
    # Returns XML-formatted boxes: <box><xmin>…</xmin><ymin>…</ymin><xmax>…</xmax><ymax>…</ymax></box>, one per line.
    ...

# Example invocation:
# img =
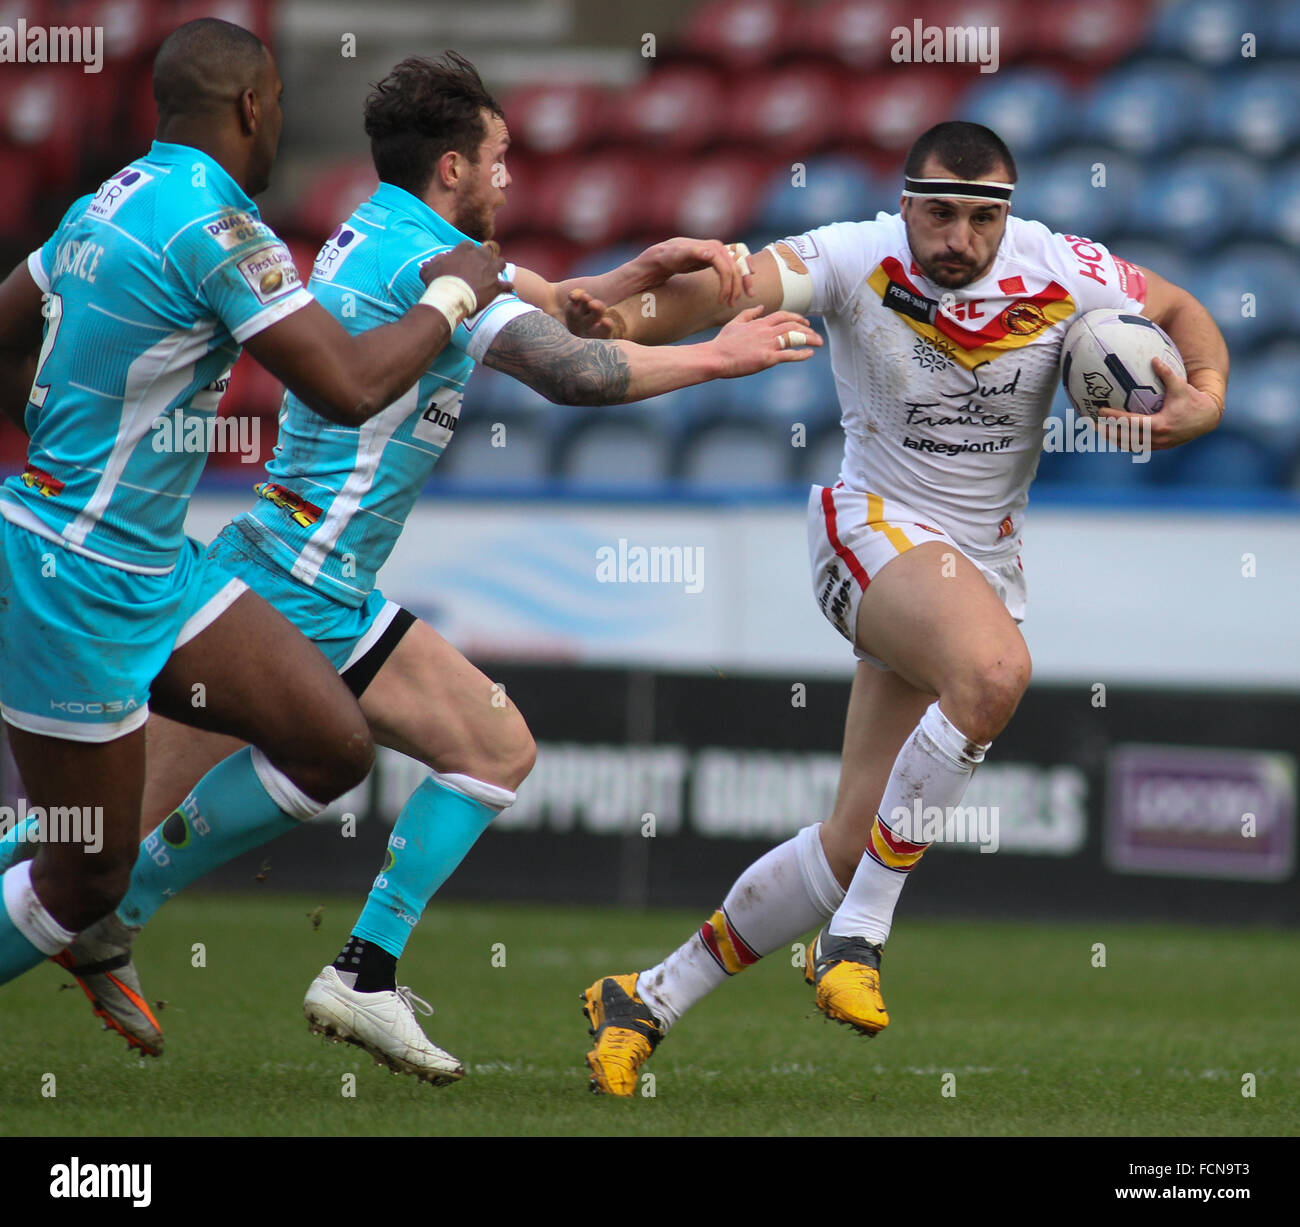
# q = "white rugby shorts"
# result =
<box><xmin>807</xmin><ymin>483</ymin><xmax>1026</xmax><ymax>669</ymax></box>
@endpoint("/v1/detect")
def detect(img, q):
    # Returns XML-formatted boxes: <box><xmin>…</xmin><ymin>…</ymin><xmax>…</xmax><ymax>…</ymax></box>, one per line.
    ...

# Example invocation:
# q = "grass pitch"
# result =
<box><xmin>1</xmin><ymin>894</ymin><xmax>1295</xmax><ymax>1138</ymax></box>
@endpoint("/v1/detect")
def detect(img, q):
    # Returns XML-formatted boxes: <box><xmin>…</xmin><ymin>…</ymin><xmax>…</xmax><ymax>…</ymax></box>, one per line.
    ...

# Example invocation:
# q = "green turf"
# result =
<box><xmin>1</xmin><ymin>895</ymin><xmax>1296</xmax><ymax>1137</ymax></box>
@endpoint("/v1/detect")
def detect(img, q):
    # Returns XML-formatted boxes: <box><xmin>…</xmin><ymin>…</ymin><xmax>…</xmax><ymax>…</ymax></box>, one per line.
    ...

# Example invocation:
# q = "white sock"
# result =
<box><xmin>638</xmin><ymin>824</ymin><xmax>844</xmax><ymax>1031</ymax></box>
<box><xmin>829</xmin><ymin>702</ymin><xmax>989</xmax><ymax>944</ymax></box>
<box><xmin>3</xmin><ymin>861</ymin><xmax>78</xmax><ymax>954</ymax></box>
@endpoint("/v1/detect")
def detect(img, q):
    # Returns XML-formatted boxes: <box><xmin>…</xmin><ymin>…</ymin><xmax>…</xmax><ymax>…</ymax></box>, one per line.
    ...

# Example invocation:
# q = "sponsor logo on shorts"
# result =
<box><xmin>256</xmin><ymin>481</ymin><xmax>322</xmax><ymax>528</ymax></box>
<box><xmin>997</xmin><ymin>515</ymin><xmax>1014</xmax><ymax>540</ymax></box>
<box><xmin>237</xmin><ymin>242</ymin><xmax>301</xmax><ymax>305</ymax></box>
<box><xmin>203</xmin><ymin>208</ymin><xmax>266</xmax><ymax>250</ymax></box>
<box><xmin>21</xmin><ymin>463</ymin><xmax>64</xmax><ymax>497</ymax></box>
<box><xmin>87</xmin><ymin>167</ymin><xmax>152</xmax><ymax>219</ymax></box>
<box><xmin>817</xmin><ymin>559</ymin><xmax>853</xmax><ymax>638</ymax></box>
<box><xmin>49</xmin><ymin>698</ymin><xmax>139</xmax><ymax>717</ymax></box>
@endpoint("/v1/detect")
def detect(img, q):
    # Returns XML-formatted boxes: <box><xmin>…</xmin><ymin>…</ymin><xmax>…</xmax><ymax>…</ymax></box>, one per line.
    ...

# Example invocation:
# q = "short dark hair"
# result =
<box><xmin>154</xmin><ymin>18</ymin><xmax>268</xmax><ymax>121</ymax></box>
<box><xmin>364</xmin><ymin>53</ymin><xmax>504</xmax><ymax>195</ymax></box>
<box><xmin>904</xmin><ymin>121</ymin><xmax>1017</xmax><ymax>183</ymax></box>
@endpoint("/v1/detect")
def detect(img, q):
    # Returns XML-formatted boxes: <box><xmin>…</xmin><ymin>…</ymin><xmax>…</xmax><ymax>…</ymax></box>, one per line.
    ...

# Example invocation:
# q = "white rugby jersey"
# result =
<box><xmin>784</xmin><ymin>212</ymin><xmax>1147</xmax><ymax>560</ymax></box>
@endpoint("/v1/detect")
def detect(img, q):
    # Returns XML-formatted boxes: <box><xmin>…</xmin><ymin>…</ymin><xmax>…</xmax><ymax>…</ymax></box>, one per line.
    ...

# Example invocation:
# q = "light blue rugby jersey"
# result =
<box><xmin>0</xmin><ymin>141</ymin><xmax>314</xmax><ymax>573</ymax></box>
<box><xmin>232</xmin><ymin>182</ymin><xmax>537</xmax><ymax>607</ymax></box>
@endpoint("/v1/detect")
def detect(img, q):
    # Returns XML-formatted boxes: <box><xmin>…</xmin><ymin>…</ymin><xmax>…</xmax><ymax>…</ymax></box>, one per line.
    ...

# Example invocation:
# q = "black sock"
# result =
<box><xmin>332</xmin><ymin>936</ymin><xmax>397</xmax><ymax>994</ymax></box>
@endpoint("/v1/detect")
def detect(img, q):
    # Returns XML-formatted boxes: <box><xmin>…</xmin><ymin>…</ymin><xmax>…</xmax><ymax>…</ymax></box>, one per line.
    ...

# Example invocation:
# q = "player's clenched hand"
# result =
<box><xmin>711</xmin><ymin>306</ymin><xmax>822</xmax><ymax>378</ymax></box>
<box><xmin>419</xmin><ymin>240</ymin><xmax>512</xmax><ymax>314</ymax></box>
<box><xmin>634</xmin><ymin>237</ymin><xmax>755</xmax><ymax>304</ymax></box>
<box><xmin>565</xmin><ymin>287</ymin><xmax>624</xmax><ymax>339</ymax></box>
<box><xmin>1095</xmin><ymin>357</ymin><xmax>1223</xmax><ymax>451</ymax></box>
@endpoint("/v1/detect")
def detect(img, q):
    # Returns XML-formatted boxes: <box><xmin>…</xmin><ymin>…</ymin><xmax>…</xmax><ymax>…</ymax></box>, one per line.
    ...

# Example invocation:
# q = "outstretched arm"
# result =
<box><xmin>483</xmin><ymin>304</ymin><xmax>820</xmax><ymax>406</ymax></box>
<box><xmin>511</xmin><ymin>237</ymin><xmax>756</xmax><ymax>325</ymax></box>
<box><xmin>563</xmin><ymin>243</ymin><xmax>808</xmax><ymax>345</ymax></box>
<box><xmin>246</xmin><ymin>241</ymin><xmax>509</xmax><ymax>428</ymax></box>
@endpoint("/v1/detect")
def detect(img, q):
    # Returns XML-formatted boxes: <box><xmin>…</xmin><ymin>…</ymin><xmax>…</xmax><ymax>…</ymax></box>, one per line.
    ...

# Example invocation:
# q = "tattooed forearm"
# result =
<box><xmin>483</xmin><ymin>311</ymin><xmax>632</xmax><ymax>405</ymax></box>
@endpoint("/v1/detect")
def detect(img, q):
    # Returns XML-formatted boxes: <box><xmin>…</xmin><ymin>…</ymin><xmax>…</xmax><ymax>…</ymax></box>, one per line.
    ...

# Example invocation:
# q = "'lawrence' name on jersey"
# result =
<box><xmin>2</xmin><ymin>141</ymin><xmax>313</xmax><ymax>574</ymax></box>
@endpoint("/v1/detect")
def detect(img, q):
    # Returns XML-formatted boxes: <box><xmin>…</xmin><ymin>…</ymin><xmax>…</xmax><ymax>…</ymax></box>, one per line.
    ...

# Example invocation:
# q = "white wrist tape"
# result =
<box><xmin>419</xmin><ymin>275</ymin><xmax>477</xmax><ymax>331</ymax></box>
<box><xmin>764</xmin><ymin>242</ymin><xmax>814</xmax><ymax>314</ymax></box>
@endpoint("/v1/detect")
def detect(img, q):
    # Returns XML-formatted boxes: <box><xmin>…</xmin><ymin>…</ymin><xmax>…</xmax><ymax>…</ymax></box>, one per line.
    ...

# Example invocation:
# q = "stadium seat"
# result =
<box><xmin>1250</xmin><ymin>154</ymin><xmax>1300</xmax><ymax>249</ymax></box>
<box><xmin>0</xmin><ymin>148</ymin><xmax>40</xmax><ymax>238</ymax></box>
<box><xmin>1167</xmin><ymin>427</ymin><xmax>1283</xmax><ymax>488</ymax></box>
<box><xmin>292</xmin><ymin>159</ymin><xmax>379</xmax><ymax>245</ymax></box>
<box><xmin>1223</xmin><ymin>347</ymin><xmax>1300</xmax><ymax>458</ymax></box>
<box><xmin>557</xmin><ymin>413</ymin><xmax>675</xmax><ymax>488</ymax></box>
<box><xmin>677</xmin><ymin>419</ymin><xmax>793</xmax><ymax>489</ymax></box>
<box><xmin>1204</xmin><ymin>67</ymin><xmax>1300</xmax><ymax>159</ymax></box>
<box><xmin>73</xmin><ymin>0</ymin><xmax>156</xmax><ymax>61</ymax></box>
<box><xmin>678</xmin><ymin>0</ymin><xmax>798</xmax><ymax>70</ymax></box>
<box><xmin>797</xmin><ymin>0</ymin><xmax>904</xmax><ymax>69</ymax></box>
<box><xmin>644</xmin><ymin>154</ymin><xmax>773</xmax><ymax>244</ymax></box>
<box><xmin>916</xmin><ymin>0</ymin><xmax>1034</xmax><ymax>65</ymax></box>
<box><xmin>500</xmin><ymin>83</ymin><xmax>610</xmax><ymax>156</ymax></box>
<box><xmin>755</xmin><ymin>155</ymin><xmax>882</xmax><ymax>235</ymax></box>
<box><xmin>168</xmin><ymin>0</ymin><xmax>272</xmax><ymax>44</ymax></box>
<box><xmin>1267</xmin><ymin>4</ymin><xmax>1300</xmax><ymax>56</ymax></box>
<box><xmin>1082</xmin><ymin>62</ymin><xmax>1206</xmax><ymax>157</ymax></box>
<box><xmin>561</xmin><ymin>241</ymin><xmax>647</xmax><ymax>281</ymax></box>
<box><xmin>1101</xmin><ymin>239</ymin><xmax>1194</xmax><ymax>292</ymax></box>
<box><xmin>1030</xmin><ymin>0</ymin><xmax>1152</xmax><ymax>66</ymax></box>
<box><xmin>611</xmin><ymin>65</ymin><xmax>726</xmax><ymax>153</ymax></box>
<box><xmin>723</xmin><ymin>67</ymin><xmax>844</xmax><ymax>154</ymax></box>
<box><xmin>840</xmin><ymin>72</ymin><xmax>965</xmax><ymax>154</ymax></box>
<box><xmin>0</xmin><ymin>70</ymin><xmax>82</xmax><ymax>190</ymax></box>
<box><xmin>1146</xmin><ymin>0</ymin><xmax>1259</xmax><ymax>67</ymax></box>
<box><xmin>499</xmin><ymin>236</ymin><xmax>582</xmax><ymax>284</ymax></box>
<box><xmin>718</xmin><ymin>348</ymin><xmax>840</xmax><ymax>425</ymax></box>
<box><xmin>793</xmin><ymin>423</ymin><xmax>847</xmax><ymax>486</ymax></box>
<box><xmin>435</xmin><ymin>411</ymin><xmax>554</xmax><ymax>485</ymax></box>
<box><xmin>1126</xmin><ymin>151</ymin><xmax>1261</xmax><ymax>253</ymax></box>
<box><xmin>1014</xmin><ymin>148</ymin><xmax>1140</xmax><ymax>244</ymax></box>
<box><xmin>961</xmin><ymin>70</ymin><xmax>1075</xmax><ymax>159</ymax></box>
<box><xmin>530</xmin><ymin>154</ymin><xmax>652</xmax><ymax>247</ymax></box>
<box><xmin>1185</xmin><ymin>244</ymin><xmax>1297</xmax><ymax>354</ymax></box>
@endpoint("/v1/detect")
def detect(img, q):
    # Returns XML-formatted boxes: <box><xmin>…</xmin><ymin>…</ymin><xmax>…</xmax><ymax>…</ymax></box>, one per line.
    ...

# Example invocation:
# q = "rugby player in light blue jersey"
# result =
<box><xmin>0</xmin><ymin>19</ymin><xmax>515</xmax><ymax>1028</ymax></box>
<box><xmin>3</xmin><ymin>52</ymin><xmax>824</xmax><ymax>1078</ymax></box>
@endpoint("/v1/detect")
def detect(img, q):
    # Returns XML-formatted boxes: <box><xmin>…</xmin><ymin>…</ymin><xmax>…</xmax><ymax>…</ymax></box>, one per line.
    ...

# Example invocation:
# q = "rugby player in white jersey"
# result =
<box><xmin>569</xmin><ymin>121</ymin><xmax>1229</xmax><ymax>1094</ymax></box>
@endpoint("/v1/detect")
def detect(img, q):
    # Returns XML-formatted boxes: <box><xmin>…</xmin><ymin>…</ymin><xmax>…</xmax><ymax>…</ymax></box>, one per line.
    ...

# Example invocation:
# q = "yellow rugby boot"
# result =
<box><xmin>804</xmin><ymin>929</ymin><xmax>889</xmax><ymax>1036</ymax></box>
<box><xmin>581</xmin><ymin>973</ymin><xmax>663</xmax><ymax>1096</ymax></box>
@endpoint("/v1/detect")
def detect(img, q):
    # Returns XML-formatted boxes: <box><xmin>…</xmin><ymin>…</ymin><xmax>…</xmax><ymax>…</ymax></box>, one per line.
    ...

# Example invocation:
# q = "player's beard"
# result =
<box><xmin>454</xmin><ymin>184</ymin><xmax>497</xmax><ymax>244</ymax></box>
<box><xmin>915</xmin><ymin>252</ymin><xmax>987</xmax><ymax>288</ymax></box>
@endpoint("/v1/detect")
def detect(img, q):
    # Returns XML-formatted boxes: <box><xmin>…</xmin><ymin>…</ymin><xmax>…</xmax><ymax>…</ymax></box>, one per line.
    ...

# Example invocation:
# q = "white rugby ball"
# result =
<box><xmin>1060</xmin><ymin>308</ymin><xmax>1186</xmax><ymax>419</ymax></box>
